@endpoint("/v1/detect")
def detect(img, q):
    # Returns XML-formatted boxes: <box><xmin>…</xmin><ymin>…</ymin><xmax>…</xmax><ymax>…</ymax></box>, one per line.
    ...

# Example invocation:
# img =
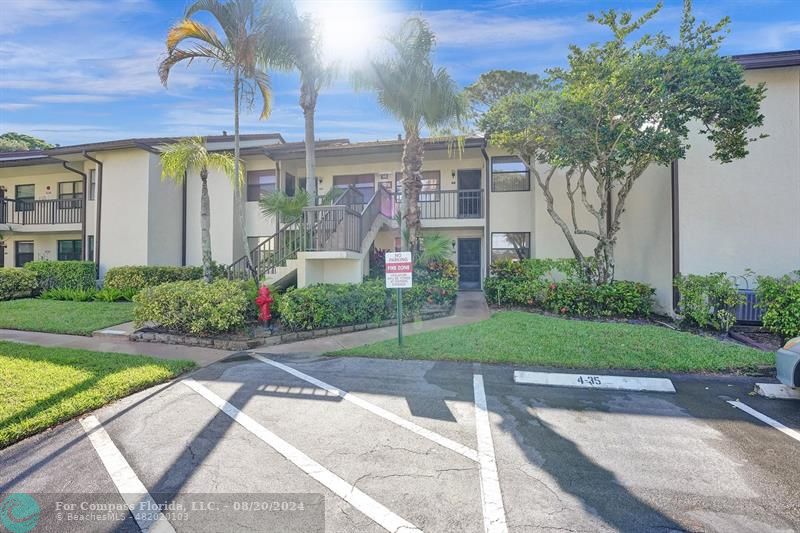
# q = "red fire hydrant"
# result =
<box><xmin>255</xmin><ymin>286</ymin><xmax>274</xmax><ymax>324</ymax></box>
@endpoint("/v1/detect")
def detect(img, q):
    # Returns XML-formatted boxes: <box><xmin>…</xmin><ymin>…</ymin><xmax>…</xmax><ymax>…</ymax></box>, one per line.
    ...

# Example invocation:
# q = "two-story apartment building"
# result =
<box><xmin>1</xmin><ymin>50</ymin><xmax>798</xmax><ymax>314</ymax></box>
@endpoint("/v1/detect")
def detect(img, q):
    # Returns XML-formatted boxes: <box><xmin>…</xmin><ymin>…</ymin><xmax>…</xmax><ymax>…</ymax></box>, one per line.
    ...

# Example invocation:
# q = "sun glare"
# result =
<box><xmin>297</xmin><ymin>0</ymin><xmax>395</xmax><ymax>68</ymax></box>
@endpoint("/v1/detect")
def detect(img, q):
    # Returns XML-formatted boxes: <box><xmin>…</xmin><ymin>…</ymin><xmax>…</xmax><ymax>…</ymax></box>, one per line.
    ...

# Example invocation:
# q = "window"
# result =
<box><xmin>394</xmin><ymin>171</ymin><xmax>440</xmax><ymax>201</ymax></box>
<box><xmin>285</xmin><ymin>173</ymin><xmax>296</xmax><ymax>197</ymax></box>
<box><xmin>491</xmin><ymin>156</ymin><xmax>530</xmax><ymax>192</ymax></box>
<box><xmin>15</xmin><ymin>241</ymin><xmax>33</xmax><ymax>267</ymax></box>
<box><xmin>58</xmin><ymin>240</ymin><xmax>82</xmax><ymax>261</ymax></box>
<box><xmin>15</xmin><ymin>184</ymin><xmax>34</xmax><ymax>212</ymax></box>
<box><xmin>246</xmin><ymin>170</ymin><xmax>277</xmax><ymax>201</ymax></box>
<box><xmin>87</xmin><ymin>235</ymin><xmax>95</xmax><ymax>262</ymax></box>
<box><xmin>491</xmin><ymin>232</ymin><xmax>530</xmax><ymax>263</ymax></box>
<box><xmin>58</xmin><ymin>181</ymin><xmax>83</xmax><ymax>208</ymax></box>
<box><xmin>333</xmin><ymin>174</ymin><xmax>375</xmax><ymax>201</ymax></box>
<box><xmin>88</xmin><ymin>169</ymin><xmax>96</xmax><ymax>201</ymax></box>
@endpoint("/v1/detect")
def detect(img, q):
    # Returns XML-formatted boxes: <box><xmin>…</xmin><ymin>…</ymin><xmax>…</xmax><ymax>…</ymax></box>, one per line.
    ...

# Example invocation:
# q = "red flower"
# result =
<box><xmin>549</xmin><ymin>283</ymin><xmax>557</xmax><ymax>290</ymax></box>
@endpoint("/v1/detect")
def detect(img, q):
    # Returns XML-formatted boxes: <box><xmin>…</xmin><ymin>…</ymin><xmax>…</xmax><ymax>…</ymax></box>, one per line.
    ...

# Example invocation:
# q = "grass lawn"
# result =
<box><xmin>331</xmin><ymin>311</ymin><xmax>773</xmax><ymax>373</ymax></box>
<box><xmin>0</xmin><ymin>299</ymin><xmax>134</xmax><ymax>336</ymax></box>
<box><xmin>0</xmin><ymin>341</ymin><xmax>194</xmax><ymax>448</ymax></box>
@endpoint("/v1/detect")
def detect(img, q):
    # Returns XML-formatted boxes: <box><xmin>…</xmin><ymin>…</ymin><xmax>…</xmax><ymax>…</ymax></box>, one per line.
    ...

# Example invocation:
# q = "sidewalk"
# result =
<box><xmin>254</xmin><ymin>290</ymin><xmax>491</xmax><ymax>356</ymax></box>
<box><xmin>0</xmin><ymin>292</ymin><xmax>491</xmax><ymax>365</ymax></box>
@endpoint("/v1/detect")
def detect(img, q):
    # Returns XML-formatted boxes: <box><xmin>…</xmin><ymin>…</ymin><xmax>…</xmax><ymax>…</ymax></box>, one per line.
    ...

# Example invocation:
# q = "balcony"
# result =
<box><xmin>0</xmin><ymin>198</ymin><xmax>83</xmax><ymax>226</ymax></box>
<box><xmin>389</xmin><ymin>189</ymin><xmax>484</xmax><ymax>220</ymax></box>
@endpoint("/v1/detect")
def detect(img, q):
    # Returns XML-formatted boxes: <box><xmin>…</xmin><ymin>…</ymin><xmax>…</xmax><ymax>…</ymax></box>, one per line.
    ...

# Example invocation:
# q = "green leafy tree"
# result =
<box><xmin>355</xmin><ymin>17</ymin><xmax>466</xmax><ymax>254</ymax></box>
<box><xmin>0</xmin><ymin>132</ymin><xmax>54</xmax><ymax>152</ymax></box>
<box><xmin>480</xmin><ymin>1</ymin><xmax>765</xmax><ymax>284</ymax></box>
<box><xmin>464</xmin><ymin>70</ymin><xmax>543</xmax><ymax>115</ymax></box>
<box><xmin>161</xmin><ymin>137</ymin><xmax>241</xmax><ymax>283</ymax></box>
<box><xmin>159</xmin><ymin>0</ymin><xmax>281</xmax><ymax>280</ymax></box>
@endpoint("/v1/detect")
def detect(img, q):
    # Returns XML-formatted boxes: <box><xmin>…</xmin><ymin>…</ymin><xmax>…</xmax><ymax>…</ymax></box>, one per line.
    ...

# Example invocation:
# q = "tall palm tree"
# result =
<box><xmin>159</xmin><ymin>0</ymin><xmax>278</xmax><ymax>280</ymax></box>
<box><xmin>355</xmin><ymin>17</ymin><xmax>465</xmax><ymax>253</ymax></box>
<box><xmin>161</xmin><ymin>137</ymin><xmax>240</xmax><ymax>282</ymax></box>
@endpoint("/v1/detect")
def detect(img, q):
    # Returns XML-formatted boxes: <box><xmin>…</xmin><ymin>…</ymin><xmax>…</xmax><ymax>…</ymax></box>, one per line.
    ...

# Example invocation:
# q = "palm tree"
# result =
<box><xmin>355</xmin><ymin>17</ymin><xmax>465</xmax><ymax>253</ymax></box>
<box><xmin>159</xmin><ymin>0</ymin><xmax>278</xmax><ymax>280</ymax></box>
<box><xmin>161</xmin><ymin>137</ymin><xmax>240</xmax><ymax>283</ymax></box>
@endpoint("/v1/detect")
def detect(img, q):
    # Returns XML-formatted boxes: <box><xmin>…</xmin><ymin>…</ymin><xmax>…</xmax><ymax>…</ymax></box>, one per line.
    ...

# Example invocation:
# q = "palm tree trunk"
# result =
<box><xmin>301</xmin><ymin>80</ymin><xmax>317</xmax><ymax>201</ymax></box>
<box><xmin>233</xmin><ymin>68</ymin><xmax>257</xmax><ymax>281</ymax></box>
<box><xmin>200</xmin><ymin>169</ymin><xmax>213</xmax><ymax>283</ymax></box>
<box><xmin>401</xmin><ymin>128</ymin><xmax>423</xmax><ymax>254</ymax></box>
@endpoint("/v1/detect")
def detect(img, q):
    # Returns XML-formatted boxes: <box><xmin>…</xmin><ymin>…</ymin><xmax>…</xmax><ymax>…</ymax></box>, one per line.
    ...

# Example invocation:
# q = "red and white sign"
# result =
<box><xmin>385</xmin><ymin>251</ymin><xmax>413</xmax><ymax>288</ymax></box>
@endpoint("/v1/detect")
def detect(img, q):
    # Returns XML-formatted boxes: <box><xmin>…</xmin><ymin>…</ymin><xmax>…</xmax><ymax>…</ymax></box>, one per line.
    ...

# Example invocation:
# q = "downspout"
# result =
<box><xmin>61</xmin><ymin>161</ymin><xmax>87</xmax><ymax>260</ymax></box>
<box><xmin>671</xmin><ymin>160</ymin><xmax>680</xmax><ymax>313</ymax></box>
<box><xmin>275</xmin><ymin>160</ymin><xmax>281</xmax><ymax>254</ymax></box>
<box><xmin>181</xmin><ymin>172</ymin><xmax>187</xmax><ymax>266</ymax></box>
<box><xmin>82</xmin><ymin>152</ymin><xmax>103</xmax><ymax>274</ymax></box>
<box><xmin>481</xmin><ymin>141</ymin><xmax>491</xmax><ymax>284</ymax></box>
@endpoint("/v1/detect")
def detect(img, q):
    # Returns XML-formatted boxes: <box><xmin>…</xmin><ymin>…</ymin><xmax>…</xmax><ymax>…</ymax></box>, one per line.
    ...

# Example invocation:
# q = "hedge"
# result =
<box><xmin>24</xmin><ymin>260</ymin><xmax>96</xmax><ymax>291</ymax></box>
<box><xmin>673</xmin><ymin>273</ymin><xmax>743</xmax><ymax>332</ymax></box>
<box><xmin>105</xmin><ymin>265</ymin><xmax>212</xmax><ymax>292</ymax></box>
<box><xmin>133</xmin><ymin>279</ymin><xmax>253</xmax><ymax>336</ymax></box>
<box><xmin>0</xmin><ymin>269</ymin><xmax>39</xmax><ymax>300</ymax></box>
<box><xmin>484</xmin><ymin>258</ymin><xmax>654</xmax><ymax>318</ymax></box>
<box><xmin>757</xmin><ymin>272</ymin><xmax>800</xmax><ymax>339</ymax></box>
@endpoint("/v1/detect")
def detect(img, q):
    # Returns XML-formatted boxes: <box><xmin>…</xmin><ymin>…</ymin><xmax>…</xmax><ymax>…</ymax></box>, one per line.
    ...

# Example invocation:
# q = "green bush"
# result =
<box><xmin>40</xmin><ymin>288</ymin><xmax>97</xmax><ymax>302</ymax></box>
<box><xmin>104</xmin><ymin>265</ymin><xmax>214</xmax><ymax>292</ymax></box>
<box><xmin>0</xmin><ymin>269</ymin><xmax>39</xmax><ymax>300</ymax></box>
<box><xmin>674</xmin><ymin>273</ymin><xmax>743</xmax><ymax>331</ymax></box>
<box><xmin>24</xmin><ymin>260</ymin><xmax>96</xmax><ymax>291</ymax></box>
<box><xmin>133</xmin><ymin>279</ymin><xmax>251</xmax><ymax>336</ymax></box>
<box><xmin>94</xmin><ymin>287</ymin><xmax>138</xmax><ymax>302</ymax></box>
<box><xmin>279</xmin><ymin>280</ymin><xmax>389</xmax><ymax>330</ymax></box>
<box><xmin>757</xmin><ymin>272</ymin><xmax>800</xmax><ymax>339</ymax></box>
<box><xmin>484</xmin><ymin>258</ymin><xmax>654</xmax><ymax>318</ymax></box>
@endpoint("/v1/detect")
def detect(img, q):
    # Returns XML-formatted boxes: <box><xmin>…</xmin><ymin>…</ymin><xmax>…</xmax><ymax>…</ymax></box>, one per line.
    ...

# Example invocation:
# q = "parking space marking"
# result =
<box><xmin>250</xmin><ymin>354</ymin><xmax>480</xmax><ymax>462</ymax></box>
<box><xmin>473</xmin><ymin>375</ymin><xmax>508</xmax><ymax>533</ymax></box>
<box><xmin>514</xmin><ymin>371</ymin><xmax>676</xmax><ymax>393</ymax></box>
<box><xmin>728</xmin><ymin>400</ymin><xmax>800</xmax><ymax>443</ymax></box>
<box><xmin>80</xmin><ymin>415</ymin><xmax>176</xmax><ymax>533</ymax></box>
<box><xmin>182</xmin><ymin>379</ymin><xmax>423</xmax><ymax>533</ymax></box>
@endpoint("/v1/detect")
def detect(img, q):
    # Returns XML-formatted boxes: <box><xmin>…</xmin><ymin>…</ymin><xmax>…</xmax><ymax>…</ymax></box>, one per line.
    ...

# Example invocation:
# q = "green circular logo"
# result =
<box><xmin>0</xmin><ymin>493</ymin><xmax>40</xmax><ymax>533</ymax></box>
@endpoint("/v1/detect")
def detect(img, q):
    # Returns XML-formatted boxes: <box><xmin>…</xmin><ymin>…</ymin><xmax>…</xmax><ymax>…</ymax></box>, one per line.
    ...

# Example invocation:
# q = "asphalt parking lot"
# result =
<box><xmin>1</xmin><ymin>353</ymin><xmax>799</xmax><ymax>532</ymax></box>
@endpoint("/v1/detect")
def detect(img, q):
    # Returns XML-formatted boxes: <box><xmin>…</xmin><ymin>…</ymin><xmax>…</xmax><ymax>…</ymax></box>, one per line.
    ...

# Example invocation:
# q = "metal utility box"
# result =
<box><xmin>776</xmin><ymin>337</ymin><xmax>800</xmax><ymax>387</ymax></box>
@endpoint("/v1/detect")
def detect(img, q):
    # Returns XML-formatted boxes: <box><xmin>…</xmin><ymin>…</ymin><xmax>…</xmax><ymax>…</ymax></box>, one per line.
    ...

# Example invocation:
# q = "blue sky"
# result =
<box><xmin>1</xmin><ymin>0</ymin><xmax>798</xmax><ymax>147</ymax></box>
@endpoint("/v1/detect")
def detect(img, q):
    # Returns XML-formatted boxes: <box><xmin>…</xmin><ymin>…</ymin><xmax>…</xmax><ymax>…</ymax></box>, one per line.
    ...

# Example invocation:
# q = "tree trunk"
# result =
<box><xmin>200</xmin><ymin>169</ymin><xmax>213</xmax><ymax>283</ymax></box>
<box><xmin>233</xmin><ymin>69</ymin><xmax>257</xmax><ymax>281</ymax></box>
<box><xmin>301</xmin><ymin>79</ymin><xmax>318</xmax><ymax>201</ymax></box>
<box><xmin>401</xmin><ymin>128</ymin><xmax>423</xmax><ymax>254</ymax></box>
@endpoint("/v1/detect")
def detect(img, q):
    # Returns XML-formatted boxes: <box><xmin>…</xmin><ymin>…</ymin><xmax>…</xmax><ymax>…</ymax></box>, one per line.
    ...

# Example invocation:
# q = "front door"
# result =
<box><xmin>457</xmin><ymin>238</ymin><xmax>481</xmax><ymax>289</ymax></box>
<box><xmin>457</xmin><ymin>169</ymin><xmax>482</xmax><ymax>218</ymax></box>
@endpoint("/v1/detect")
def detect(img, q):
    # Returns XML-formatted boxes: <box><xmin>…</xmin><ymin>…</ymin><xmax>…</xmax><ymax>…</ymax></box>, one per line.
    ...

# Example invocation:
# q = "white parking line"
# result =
<box><xmin>182</xmin><ymin>379</ymin><xmax>422</xmax><ymax>533</ymax></box>
<box><xmin>727</xmin><ymin>400</ymin><xmax>800</xmax><ymax>443</ymax></box>
<box><xmin>473</xmin><ymin>375</ymin><xmax>508</xmax><ymax>533</ymax></box>
<box><xmin>514</xmin><ymin>371</ymin><xmax>676</xmax><ymax>393</ymax></box>
<box><xmin>80</xmin><ymin>415</ymin><xmax>176</xmax><ymax>533</ymax></box>
<box><xmin>250</xmin><ymin>353</ymin><xmax>479</xmax><ymax>462</ymax></box>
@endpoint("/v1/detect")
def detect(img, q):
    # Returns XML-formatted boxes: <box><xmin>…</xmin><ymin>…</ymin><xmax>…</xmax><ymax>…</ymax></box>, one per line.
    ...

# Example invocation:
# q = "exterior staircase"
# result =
<box><xmin>227</xmin><ymin>185</ymin><xmax>392</xmax><ymax>287</ymax></box>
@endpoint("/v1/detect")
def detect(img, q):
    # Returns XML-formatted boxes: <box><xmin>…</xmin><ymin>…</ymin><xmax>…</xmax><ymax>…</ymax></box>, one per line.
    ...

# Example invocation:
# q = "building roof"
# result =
<box><xmin>264</xmin><ymin>136</ymin><xmax>487</xmax><ymax>160</ymax></box>
<box><xmin>733</xmin><ymin>50</ymin><xmax>800</xmax><ymax>70</ymax></box>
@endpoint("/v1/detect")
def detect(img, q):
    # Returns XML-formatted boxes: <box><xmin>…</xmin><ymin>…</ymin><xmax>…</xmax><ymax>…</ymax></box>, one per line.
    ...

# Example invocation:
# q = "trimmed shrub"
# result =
<box><xmin>484</xmin><ymin>258</ymin><xmax>654</xmax><ymax>318</ymax></box>
<box><xmin>24</xmin><ymin>260</ymin><xmax>96</xmax><ymax>291</ymax></box>
<box><xmin>93</xmin><ymin>287</ymin><xmax>138</xmax><ymax>302</ymax></box>
<box><xmin>674</xmin><ymin>273</ymin><xmax>743</xmax><ymax>331</ymax></box>
<box><xmin>757</xmin><ymin>272</ymin><xmax>800</xmax><ymax>339</ymax></box>
<box><xmin>0</xmin><ymin>269</ymin><xmax>39</xmax><ymax>300</ymax></box>
<box><xmin>104</xmin><ymin>265</ymin><xmax>209</xmax><ymax>292</ymax></box>
<box><xmin>133</xmin><ymin>279</ymin><xmax>251</xmax><ymax>336</ymax></box>
<box><xmin>279</xmin><ymin>280</ymin><xmax>389</xmax><ymax>330</ymax></box>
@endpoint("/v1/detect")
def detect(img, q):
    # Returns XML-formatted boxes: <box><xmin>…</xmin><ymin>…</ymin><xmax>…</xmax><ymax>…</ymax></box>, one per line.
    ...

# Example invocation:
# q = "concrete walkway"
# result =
<box><xmin>0</xmin><ymin>292</ymin><xmax>491</xmax><ymax>365</ymax></box>
<box><xmin>256</xmin><ymin>290</ymin><xmax>491</xmax><ymax>355</ymax></box>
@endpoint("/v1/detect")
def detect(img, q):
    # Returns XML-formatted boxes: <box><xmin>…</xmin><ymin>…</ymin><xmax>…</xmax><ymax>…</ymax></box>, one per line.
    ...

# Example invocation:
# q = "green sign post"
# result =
<box><xmin>385</xmin><ymin>251</ymin><xmax>413</xmax><ymax>347</ymax></box>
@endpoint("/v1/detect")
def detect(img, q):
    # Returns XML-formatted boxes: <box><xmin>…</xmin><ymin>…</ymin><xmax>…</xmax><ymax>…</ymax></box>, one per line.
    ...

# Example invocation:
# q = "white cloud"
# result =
<box><xmin>31</xmin><ymin>95</ymin><xmax>116</xmax><ymax>104</ymax></box>
<box><xmin>0</xmin><ymin>103</ymin><xmax>36</xmax><ymax>111</ymax></box>
<box><xmin>0</xmin><ymin>0</ymin><xmax>154</xmax><ymax>35</ymax></box>
<box><xmin>727</xmin><ymin>21</ymin><xmax>800</xmax><ymax>52</ymax></box>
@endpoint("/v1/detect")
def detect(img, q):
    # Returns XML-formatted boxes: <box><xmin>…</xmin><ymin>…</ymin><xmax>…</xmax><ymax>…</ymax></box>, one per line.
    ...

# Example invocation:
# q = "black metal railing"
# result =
<box><xmin>0</xmin><ymin>198</ymin><xmax>83</xmax><ymax>225</ymax></box>
<box><xmin>390</xmin><ymin>189</ymin><xmax>483</xmax><ymax>219</ymax></box>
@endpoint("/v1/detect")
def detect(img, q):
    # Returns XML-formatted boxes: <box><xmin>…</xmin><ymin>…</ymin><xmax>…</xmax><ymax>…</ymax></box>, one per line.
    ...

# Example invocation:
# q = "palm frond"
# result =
<box><xmin>259</xmin><ymin>190</ymin><xmax>310</xmax><ymax>219</ymax></box>
<box><xmin>418</xmin><ymin>233</ymin><xmax>452</xmax><ymax>264</ymax></box>
<box><xmin>160</xmin><ymin>137</ymin><xmax>239</xmax><ymax>184</ymax></box>
<box><xmin>165</xmin><ymin>19</ymin><xmax>226</xmax><ymax>52</ymax></box>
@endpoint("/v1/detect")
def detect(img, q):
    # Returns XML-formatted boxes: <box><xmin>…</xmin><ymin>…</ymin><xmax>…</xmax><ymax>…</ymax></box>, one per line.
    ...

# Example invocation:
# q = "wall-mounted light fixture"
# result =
<box><xmin>450</xmin><ymin>170</ymin><xmax>456</xmax><ymax>185</ymax></box>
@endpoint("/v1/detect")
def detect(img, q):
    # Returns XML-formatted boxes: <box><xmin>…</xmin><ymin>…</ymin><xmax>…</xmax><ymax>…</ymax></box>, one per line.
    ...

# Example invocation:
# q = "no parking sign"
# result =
<box><xmin>385</xmin><ymin>252</ymin><xmax>413</xmax><ymax>288</ymax></box>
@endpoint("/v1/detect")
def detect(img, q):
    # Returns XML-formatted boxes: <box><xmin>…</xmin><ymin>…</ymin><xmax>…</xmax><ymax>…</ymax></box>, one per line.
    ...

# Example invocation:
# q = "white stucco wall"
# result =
<box><xmin>146</xmin><ymin>152</ymin><xmax>182</xmax><ymax>266</ymax></box>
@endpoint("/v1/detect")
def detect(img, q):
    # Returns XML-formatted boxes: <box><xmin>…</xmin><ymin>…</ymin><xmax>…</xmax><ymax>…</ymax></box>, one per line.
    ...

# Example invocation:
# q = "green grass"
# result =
<box><xmin>331</xmin><ymin>311</ymin><xmax>773</xmax><ymax>373</ymax></box>
<box><xmin>0</xmin><ymin>341</ymin><xmax>195</xmax><ymax>448</ymax></box>
<box><xmin>0</xmin><ymin>299</ymin><xmax>134</xmax><ymax>336</ymax></box>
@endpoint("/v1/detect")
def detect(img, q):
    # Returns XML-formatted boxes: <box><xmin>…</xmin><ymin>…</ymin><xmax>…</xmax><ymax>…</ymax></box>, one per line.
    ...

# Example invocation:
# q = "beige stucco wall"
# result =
<box><xmin>146</xmin><ymin>152</ymin><xmax>182</xmax><ymax>266</ymax></box>
<box><xmin>2</xmin><ymin>232</ymin><xmax>82</xmax><ymax>267</ymax></box>
<box><xmin>679</xmin><ymin>66</ymin><xmax>800</xmax><ymax>279</ymax></box>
